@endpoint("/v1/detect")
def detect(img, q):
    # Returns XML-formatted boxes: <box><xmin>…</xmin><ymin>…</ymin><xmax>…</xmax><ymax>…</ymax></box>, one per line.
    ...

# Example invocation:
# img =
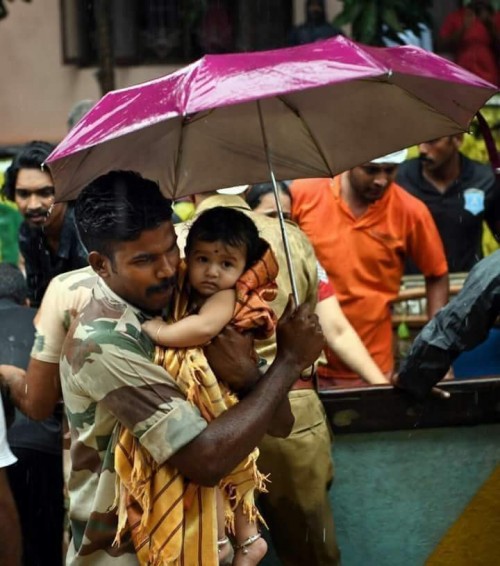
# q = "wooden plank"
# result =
<box><xmin>320</xmin><ymin>378</ymin><xmax>500</xmax><ymax>434</ymax></box>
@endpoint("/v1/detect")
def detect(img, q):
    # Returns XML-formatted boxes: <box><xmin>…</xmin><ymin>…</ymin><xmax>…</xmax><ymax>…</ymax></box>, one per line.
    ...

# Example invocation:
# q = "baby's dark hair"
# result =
<box><xmin>75</xmin><ymin>170</ymin><xmax>173</xmax><ymax>259</ymax></box>
<box><xmin>186</xmin><ymin>207</ymin><xmax>266</xmax><ymax>270</ymax></box>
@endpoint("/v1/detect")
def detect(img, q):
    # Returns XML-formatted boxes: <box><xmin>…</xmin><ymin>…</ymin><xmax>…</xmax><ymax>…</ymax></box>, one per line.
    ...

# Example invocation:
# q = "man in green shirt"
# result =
<box><xmin>0</xmin><ymin>200</ymin><xmax>22</xmax><ymax>265</ymax></box>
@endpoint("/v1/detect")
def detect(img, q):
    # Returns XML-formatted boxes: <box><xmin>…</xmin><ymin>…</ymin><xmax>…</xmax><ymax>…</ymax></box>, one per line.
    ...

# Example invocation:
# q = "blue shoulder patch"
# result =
<box><xmin>463</xmin><ymin>188</ymin><xmax>485</xmax><ymax>216</ymax></box>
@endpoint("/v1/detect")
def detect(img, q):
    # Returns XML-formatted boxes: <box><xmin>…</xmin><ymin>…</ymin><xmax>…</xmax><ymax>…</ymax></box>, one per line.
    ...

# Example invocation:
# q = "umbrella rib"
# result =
<box><xmin>275</xmin><ymin>95</ymin><xmax>334</xmax><ymax>178</ymax></box>
<box><xmin>383</xmin><ymin>75</ymin><xmax>475</xmax><ymax>132</ymax></box>
<box><xmin>173</xmin><ymin>117</ymin><xmax>187</xmax><ymax>195</ymax></box>
<box><xmin>257</xmin><ymin>100</ymin><xmax>300</xmax><ymax>305</ymax></box>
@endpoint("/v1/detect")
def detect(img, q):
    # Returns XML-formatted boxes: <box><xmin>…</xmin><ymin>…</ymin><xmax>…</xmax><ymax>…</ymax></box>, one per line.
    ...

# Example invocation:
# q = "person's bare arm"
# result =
<box><xmin>168</xmin><ymin>298</ymin><xmax>324</xmax><ymax>486</ymax></box>
<box><xmin>142</xmin><ymin>289</ymin><xmax>235</xmax><ymax>347</ymax></box>
<box><xmin>0</xmin><ymin>359</ymin><xmax>61</xmax><ymax>421</ymax></box>
<box><xmin>425</xmin><ymin>273</ymin><xmax>449</xmax><ymax>318</ymax></box>
<box><xmin>315</xmin><ymin>297</ymin><xmax>389</xmax><ymax>385</ymax></box>
<box><xmin>0</xmin><ymin>468</ymin><xmax>21</xmax><ymax>566</ymax></box>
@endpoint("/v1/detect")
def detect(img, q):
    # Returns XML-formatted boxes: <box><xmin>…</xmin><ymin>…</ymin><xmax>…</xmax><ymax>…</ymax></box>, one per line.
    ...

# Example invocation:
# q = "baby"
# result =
<box><xmin>143</xmin><ymin>207</ymin><xmax>279</xmax><ymax>565</ymax></box>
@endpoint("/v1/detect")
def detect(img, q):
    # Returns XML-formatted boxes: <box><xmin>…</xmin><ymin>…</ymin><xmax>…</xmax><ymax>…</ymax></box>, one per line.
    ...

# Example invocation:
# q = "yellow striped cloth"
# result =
<box><xmin>113</xmin><ymin>247</ymin><xmax>278</xmax><ymax>565</ymax></box>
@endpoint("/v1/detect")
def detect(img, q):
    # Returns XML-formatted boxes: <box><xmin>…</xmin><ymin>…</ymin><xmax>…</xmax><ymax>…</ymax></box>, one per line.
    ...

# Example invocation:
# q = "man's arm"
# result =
<box><xmin>0</xmin><ymin>402</ymin><xmax>21</xmax><ymax>566</ymax></box>
<box><xmin>315</xmin><ymin>297</ymin><xmax>389</xmax><ymax>385</ymax></box>
<box><xmin>0</xmin><ymin>359</ymin><xmax>61</xmax><ymax>420</ymax></box>
<box><xmin>425</xmin><ymin>273</ymin><xmax>449</xmax><ymax>318</ymax></box>
<box><xmin>204</xmin><ymin>326</ymin><xmax>295</xmax><ymax>438</ymax></box>
<box><xmin>399</xmin><ymin>253</ymin><xmax>500</xmax><ymax>399</ymax></box>
<box><xmin>0</xmin><ymin>468</ymin><xmax>21</xmax><ymax>566</ymax></box>
<box><xmin>168</xmin><ymin>299</ymin><xmax>324</xmax><ymax>486</ymax></box>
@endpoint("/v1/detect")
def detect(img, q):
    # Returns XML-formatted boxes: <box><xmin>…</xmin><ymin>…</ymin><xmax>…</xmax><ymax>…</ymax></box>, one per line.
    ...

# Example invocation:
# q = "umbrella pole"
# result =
<box><xmin>257</xmin><ymin>101</ymin><xmax>300</xmax><ymax>305</ymax></box>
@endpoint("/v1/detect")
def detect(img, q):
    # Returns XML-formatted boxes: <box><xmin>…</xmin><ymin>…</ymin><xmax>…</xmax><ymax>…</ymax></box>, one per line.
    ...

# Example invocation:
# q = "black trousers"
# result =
<box><xmin>7</xmin><ymin>448</ymin><xmax>64</xmax><ymax>566</ymax></box>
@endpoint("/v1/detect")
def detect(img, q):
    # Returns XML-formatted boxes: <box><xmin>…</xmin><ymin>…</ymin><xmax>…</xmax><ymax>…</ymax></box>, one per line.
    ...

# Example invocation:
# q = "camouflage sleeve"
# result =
<box><xmin>30</xmin><ymin>276</ymin><xmax>67</xmax><ymax>363</ymax></box>
<box><xmin>31</xmin><ymin>268</ymin><xmax>95</xmax><ymax>363</ymax></box>
<box><xmin>63</xmin><ymin>330</ymin><xmax>207</xmax><ymax>464</ymax></box>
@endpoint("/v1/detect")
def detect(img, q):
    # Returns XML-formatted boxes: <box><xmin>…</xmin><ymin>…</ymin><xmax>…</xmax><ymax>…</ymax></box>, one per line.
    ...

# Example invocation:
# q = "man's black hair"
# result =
<box><xmin>186</xmin><ymin>207</ymin><xmax>266</xmax><ymax>270</ymax></box>
<box><xmin>245</xmin><ymin>181</ymin><xmax>291</xmax><ymax>211</ymax></box>
<box><xmin>2</xmin><ymin>141</ymin><xmax>56</xmax><ymax>201</ymax></box>
<box><xmin>74</xmin><ymin>171</ymin><xmax>173</xmax><ymax>259</ymax></box>
<box><xmin>0</xmin><ymin>264</ymin><xmax>28</xmax><ymax>305</ymax></box>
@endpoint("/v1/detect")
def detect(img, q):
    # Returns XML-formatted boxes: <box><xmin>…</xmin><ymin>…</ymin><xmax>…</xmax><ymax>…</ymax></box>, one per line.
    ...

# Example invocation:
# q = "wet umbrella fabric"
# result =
<box><xmin>47</xmin><ymin>35</ymin><xmax>498</xmax><ymax>203</ymax></box>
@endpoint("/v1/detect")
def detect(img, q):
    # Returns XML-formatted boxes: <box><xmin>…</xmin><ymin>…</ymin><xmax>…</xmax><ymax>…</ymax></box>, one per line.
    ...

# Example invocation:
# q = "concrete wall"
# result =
<box><xmin>0</xmin><ymin>1</ymin><xmax>343</xmax><ymax>146</ymax></box>
<box><xmin>0</xmin><ymin>1</ymin><xmax>180</xmax><ymax>145</ymax></box>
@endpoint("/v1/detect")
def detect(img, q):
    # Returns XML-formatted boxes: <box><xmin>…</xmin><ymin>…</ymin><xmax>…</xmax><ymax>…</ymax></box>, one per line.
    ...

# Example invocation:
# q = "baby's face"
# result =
<box><xmin>187</xmin><ymin>240</ymin><xmax>246</xmax><ymax>297</ymax></box>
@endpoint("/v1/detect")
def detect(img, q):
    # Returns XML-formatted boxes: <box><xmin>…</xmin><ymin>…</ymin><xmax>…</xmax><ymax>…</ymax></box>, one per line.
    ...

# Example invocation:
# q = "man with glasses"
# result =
<box><xmin>396</xmin><ymin>134</ymin><xmax>499</xmax><ymax>274</ymax></box>
<box><xmin>2</xmin><ymin>141</ymin><xmax>88</xmax><ymax>307</ymax></box>
<box><xmin>290</xmin><ymin>150</ymin><xmax>449</xmax><ymax>386</ymax></box>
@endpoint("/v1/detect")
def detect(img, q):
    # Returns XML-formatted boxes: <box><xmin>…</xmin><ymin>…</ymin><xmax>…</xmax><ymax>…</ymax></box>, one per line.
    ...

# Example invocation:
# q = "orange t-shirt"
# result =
<box><xmin>291</xmin><ymin>175</ymin><xmax>448</xmax><ymax>379</ymax></box>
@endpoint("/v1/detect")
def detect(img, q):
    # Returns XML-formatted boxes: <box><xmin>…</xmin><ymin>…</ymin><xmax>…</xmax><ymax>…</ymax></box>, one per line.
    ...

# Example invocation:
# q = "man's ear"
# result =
<box><xmin>88</xmin><ymin>251</ymin><xmax>112</xmax><ymax>279</ymax></box>
<box><xmin>453</xmin><ymin>134</ymin><xmax>464</xmax><ymax>150</ymax></box>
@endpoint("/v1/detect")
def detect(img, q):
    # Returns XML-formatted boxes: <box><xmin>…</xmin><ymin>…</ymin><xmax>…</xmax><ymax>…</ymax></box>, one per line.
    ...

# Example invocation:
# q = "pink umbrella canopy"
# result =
<box><xmin>47</xmin><ymin>35</ymin><xmax>498</xmax><ymax>202</ymax></box>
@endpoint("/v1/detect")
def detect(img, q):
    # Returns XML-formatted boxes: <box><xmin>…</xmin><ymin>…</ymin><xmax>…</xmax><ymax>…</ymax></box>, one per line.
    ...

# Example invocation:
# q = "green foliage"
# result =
<box><xmin>333</xmin><ymin>0</ymin><xmax>432</xmax><ymax>46</ymax></box>
<box><xmin>462</xmin><ymin>105</ymin><xmax>500</xmax><ymax>163</ymax></box>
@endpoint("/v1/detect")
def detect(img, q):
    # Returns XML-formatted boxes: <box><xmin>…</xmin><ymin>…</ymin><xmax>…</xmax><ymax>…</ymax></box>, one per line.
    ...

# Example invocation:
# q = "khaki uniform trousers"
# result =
<box><xmin>257</xmin><ymin>389</ymin><xmax>340</xmax><ymax>566</ymax></box>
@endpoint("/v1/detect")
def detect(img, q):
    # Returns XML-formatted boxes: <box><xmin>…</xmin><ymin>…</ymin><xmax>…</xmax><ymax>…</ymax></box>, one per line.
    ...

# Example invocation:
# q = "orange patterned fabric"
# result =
<box><xmin>113</xmin><ymin>430</ymin><xmax>217</xmax><ymax>566</ymax></box>
<box><xmin>232</xmin><ymin>245</ymin><xmax>279</xmax><ymax>339</ymax></box>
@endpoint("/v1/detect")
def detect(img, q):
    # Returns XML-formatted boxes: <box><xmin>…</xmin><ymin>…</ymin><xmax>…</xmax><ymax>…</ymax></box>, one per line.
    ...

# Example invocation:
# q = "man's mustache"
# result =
<box><xmin>146</xmin><ymin>277</ymin><xmax>177</xmax><ymax>296</ymax></box>
<box><xmin>418</xmin><ymin>154</ymin><xmax>434</xmax><ymax>165</ymax></box>
<box><xmin>25</xmin><ymin>208</ymin><xmax>50</xmax><ymax>219</ymax></box>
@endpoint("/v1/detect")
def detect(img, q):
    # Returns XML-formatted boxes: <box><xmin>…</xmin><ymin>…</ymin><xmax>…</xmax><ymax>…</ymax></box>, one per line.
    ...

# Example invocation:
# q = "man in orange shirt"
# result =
<box><xmin>291</xmin><ymin>150</ymin><xmax>449</xmax><ymax>387</ymax></box>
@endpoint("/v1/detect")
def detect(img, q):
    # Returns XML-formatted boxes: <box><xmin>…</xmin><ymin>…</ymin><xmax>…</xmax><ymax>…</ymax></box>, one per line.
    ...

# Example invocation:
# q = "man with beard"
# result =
<box><xmin>291</xmin><ymin>150</ymin><xmax>449</xmax><ymax>386</ymax></box>
<box><xmin>2</xmin><ymin>141</ymin><xmax>88</xmax><ymax>307</ymax></box>
<box><xmin>396</xmin><ymin>135</ymin><xmax>499</xmax><ymax>274</ymax></box>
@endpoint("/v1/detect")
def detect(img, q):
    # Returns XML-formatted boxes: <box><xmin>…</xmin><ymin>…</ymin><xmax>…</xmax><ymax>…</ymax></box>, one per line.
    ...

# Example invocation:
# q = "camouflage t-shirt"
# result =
<box><xmin>60</xmin><ymin>278</ymin><xmax>207</xmax><ymax>565</ymax></box>
<box><xmin>31</xmin><ymin>266</ymin><xmax>97</xmax><ymax>363</ymax></box>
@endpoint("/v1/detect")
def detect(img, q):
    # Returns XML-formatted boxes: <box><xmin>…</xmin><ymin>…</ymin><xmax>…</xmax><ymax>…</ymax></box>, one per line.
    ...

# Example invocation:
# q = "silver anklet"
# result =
<box><xmin>218</xmin><ymin>536</ymin><xmax>230</xmax><ymax>553</ymax></box>
<box><xmin>234</xmin><ymin>533</ymin><xmax>262</xmax><ymax>554</ymax></box>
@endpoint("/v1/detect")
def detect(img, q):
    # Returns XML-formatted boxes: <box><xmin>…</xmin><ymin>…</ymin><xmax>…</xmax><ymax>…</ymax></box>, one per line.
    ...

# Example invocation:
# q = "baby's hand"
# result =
<box><xmin>142</xmin><ymin>317</ymin><xmax>164</xmax><ymax>343</ymax></box>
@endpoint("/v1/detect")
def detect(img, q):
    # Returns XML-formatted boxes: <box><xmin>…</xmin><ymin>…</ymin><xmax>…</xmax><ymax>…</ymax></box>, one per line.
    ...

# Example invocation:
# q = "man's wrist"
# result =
<box><xmin>274</xmin><ymin>348</ymin><xmax>303</xmax><ymax>378</ymax></box>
